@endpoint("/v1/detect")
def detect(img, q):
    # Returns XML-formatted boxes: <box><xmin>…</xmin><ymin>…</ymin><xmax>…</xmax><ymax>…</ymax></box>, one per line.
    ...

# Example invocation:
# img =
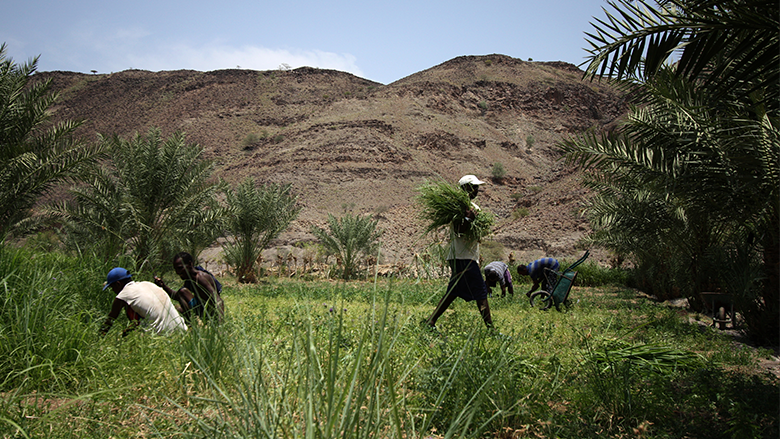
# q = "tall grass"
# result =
<box><xmin>559</xmin><ymin>258</ymin><xmax>631</xmax><ymax>287</ymax></box>
<box><xmin>0</xmin><ymin>248</ymin><xmax>777</xmax><ymax>438</ymax></box>
<box><xmin>0</xmin><ymin>246</ymin><xmax>109</xmax><ymax>392</ymax></box>
<box><xmin>174</xmin><ymin>289</ymin><xmax>427</xmax><ymax>438</ymax></box>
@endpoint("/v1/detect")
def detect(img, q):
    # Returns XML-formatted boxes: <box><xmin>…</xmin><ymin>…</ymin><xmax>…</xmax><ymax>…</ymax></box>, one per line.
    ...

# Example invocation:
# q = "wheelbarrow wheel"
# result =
<box><xmin>530</xmin><ymin>291</ymin><xmax>552</xmax><ymax>311</ymax></box>
<box><xmin>717</xmin><ymin>306</ymin><xmax>727</xmax><ymax>329</ymax></box>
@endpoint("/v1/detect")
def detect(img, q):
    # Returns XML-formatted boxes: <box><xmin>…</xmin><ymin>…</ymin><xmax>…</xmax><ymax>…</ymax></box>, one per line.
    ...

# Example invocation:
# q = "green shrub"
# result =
<box><xmin>566</xmin><ymin>260</ymin><xmax>631</xmax><ymax>287</ymax></box>
<box><xmin>223</xmin><ymin>179</ymin><xmax>301</xmax><ymax>283</ymax></box>
<box><xmin>512</xmin><ymin>207</ymin><xmax>529</xmax><ymax>219</ymax></box>
<box><xmin>55</xmin><ymin>128</ymin><xmax>225</xmax><ymax>268</ymax></box>
<box><xmin>241</xmin><ymin>132</ymin><xmax>260</xmax><ymax>148</ymax></box>
<box><xmin>491</xmin><ymin>162</ymin><xmax>506</xmax><ymax>180</ymax></box>
<box><xmin>310</xmin><ymin>213</ymin><xmax>382</xmax><ymax>280</ymax></box>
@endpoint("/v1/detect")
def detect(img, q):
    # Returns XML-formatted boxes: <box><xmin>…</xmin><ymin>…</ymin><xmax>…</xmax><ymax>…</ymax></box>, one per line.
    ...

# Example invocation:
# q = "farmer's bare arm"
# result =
<box><xmin>455</xmin><ymin>209</ymin><xmax>477</xmax><ymax>234</ymax></box>
<box><xmin>197</xmin><ymin>272</ymin><xmax>225</xmax><ymax>316</ymax></box>
<box><xmin>100</xmin><ymin>298</ymin><xmax>127</xmax><ymax>335</ymax></box>
<box><xmin>154</xmin><ymin>276</ymin><xmax>175</xmax><ymax>296</ymax></box>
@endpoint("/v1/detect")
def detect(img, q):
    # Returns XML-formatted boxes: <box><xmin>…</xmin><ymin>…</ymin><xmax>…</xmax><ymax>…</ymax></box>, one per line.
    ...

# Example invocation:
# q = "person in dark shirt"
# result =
<box><xmin>155</xmin><ymin>252</ymin><xmax>225</xmax><ymax>322</ymax></box>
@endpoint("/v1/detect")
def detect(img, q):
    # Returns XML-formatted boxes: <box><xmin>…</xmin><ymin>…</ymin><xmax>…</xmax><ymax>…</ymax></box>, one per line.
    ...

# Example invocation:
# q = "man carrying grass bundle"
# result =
<box><xmin>417</xmin><ymin>175</ymin><xmax>495</xmax><ymax>330</ymax></box>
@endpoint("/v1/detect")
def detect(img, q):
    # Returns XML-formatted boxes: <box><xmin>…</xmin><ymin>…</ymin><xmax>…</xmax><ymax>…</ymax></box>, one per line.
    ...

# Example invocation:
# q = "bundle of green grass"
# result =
<box><xmin>415</xmin><ymin>180</ymin><xmax>495</xmax><ymax>242</ymax></box>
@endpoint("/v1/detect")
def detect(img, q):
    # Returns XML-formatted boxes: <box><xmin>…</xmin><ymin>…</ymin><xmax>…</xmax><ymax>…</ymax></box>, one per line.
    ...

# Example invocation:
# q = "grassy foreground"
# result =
<box><xmin>0</xmin><ymin>248</ymin><xmax>777</xmax><ymax>438</ymax></box>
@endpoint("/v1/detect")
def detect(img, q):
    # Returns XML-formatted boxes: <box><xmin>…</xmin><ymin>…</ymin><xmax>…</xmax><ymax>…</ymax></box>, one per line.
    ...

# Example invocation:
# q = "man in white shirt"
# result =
<box><xmin>425</xmin><ymin>175</ymin><xmax>494</xmax><ymax>330</ymax></box>
<box><xmin>100</xmin><ymin>267</ymin><xmax>187</xmax><ymax>336</ymax></box>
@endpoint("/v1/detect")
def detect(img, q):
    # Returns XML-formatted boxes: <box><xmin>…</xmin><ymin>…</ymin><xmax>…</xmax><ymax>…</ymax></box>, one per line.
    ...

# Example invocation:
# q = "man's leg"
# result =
<box><xmin>476</xmin><ymin>299</ymin><xmax>493</xmax><ymax>328</ymax></box>
<box><xmin>428</xmin><ymin>260</ymin><xmax>464</xmax><ymax>327</ymax></box>
<box><xmin>428</xmin><ymin>290</ymin><xmax>457</xmax><ymax>327</ymax></box>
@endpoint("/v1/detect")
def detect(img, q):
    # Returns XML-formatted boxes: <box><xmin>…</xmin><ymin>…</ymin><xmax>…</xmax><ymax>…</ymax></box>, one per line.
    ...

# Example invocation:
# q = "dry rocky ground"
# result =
<box><xmin>40</xmin><ymin>54</ymin><xmax>627</xmax><ymax>271</ymax></box>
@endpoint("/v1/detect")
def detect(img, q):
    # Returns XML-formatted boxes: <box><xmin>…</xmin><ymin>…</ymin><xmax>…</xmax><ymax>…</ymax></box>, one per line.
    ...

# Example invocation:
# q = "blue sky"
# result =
<box><xmin>3</xmin><ymin>0</ymin><xmax>612</xmax><ymax>85</ymax></box>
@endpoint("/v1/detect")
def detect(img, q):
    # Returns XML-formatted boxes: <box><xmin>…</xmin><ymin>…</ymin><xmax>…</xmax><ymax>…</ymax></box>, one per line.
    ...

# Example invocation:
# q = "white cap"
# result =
<box><xmin>458</xmin><ymin>175</ymin><xmax>485</xmax><ymax>186</ymax></box>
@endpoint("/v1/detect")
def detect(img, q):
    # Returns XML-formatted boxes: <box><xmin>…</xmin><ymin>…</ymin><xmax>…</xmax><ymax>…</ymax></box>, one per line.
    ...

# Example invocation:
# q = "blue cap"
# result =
<box><xmin>103</xmin><ymin>267</ymin><xmax>132</xmax><ymax>290</ymax></box>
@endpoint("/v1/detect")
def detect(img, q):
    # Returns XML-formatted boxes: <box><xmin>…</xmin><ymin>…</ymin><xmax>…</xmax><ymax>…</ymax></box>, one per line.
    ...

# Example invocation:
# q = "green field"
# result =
<box><xmin>1</xmin><ymin>247</ymin><xmax>777</xmax><ymax>438</ymax></box>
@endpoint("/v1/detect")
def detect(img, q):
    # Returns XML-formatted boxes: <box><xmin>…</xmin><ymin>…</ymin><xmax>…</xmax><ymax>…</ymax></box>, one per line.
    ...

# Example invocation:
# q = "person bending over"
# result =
<box><xmin>483</xmin><ymin>260</ymin><xmax>514</xmax><ymax>298</ymax></box>
<box><xmin>516</xmin><ymin>257</ymin><xmax>560</xmax><ymax>297</ymax></box>
<box><xmin>100</xmin><ymin>267</ymin><xmax>187</xmax><ymax>336</ymax></box>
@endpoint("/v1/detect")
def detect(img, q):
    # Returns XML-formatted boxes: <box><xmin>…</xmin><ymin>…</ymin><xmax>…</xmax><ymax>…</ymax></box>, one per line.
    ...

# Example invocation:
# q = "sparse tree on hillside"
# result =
<box><xmin>0</xmin><ymin>43</ymin><xmax>104</xmax><ymax>240</ymax></box>
<box><xmin>491</xmin><ymin>162</ymin><xmax>506</xmax><ymax>182</ymax></box>
<box><xmin>223</xmin><ymin>178</ymin><xmax>301</xmax><ymax>283</ymax></box>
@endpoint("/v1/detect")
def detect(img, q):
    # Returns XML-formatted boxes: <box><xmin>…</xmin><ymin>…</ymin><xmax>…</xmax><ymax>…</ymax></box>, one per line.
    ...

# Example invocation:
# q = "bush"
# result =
<box><xmin>310</xmin><ymin>213</ymin><xmax>382</xmax><ymax>280</ymax></box>
<box><xmin>55</xmin><ymin>129</ymin><xmax>225</xmax><ymax>269</ymax></box>
<box><xmin>491</xmin><ymin>162</ymin><xmax>506</xmax><ymax>181</ymax></box>
<box><xmin>224</xmin><ymin>179</ymin><xmax>301</xmax><ymax>283</ymax></box>
<box><xmin>241</xmin><ymin>132</ymin><xmax>261</xmax><ymax>149</ymax></box>
<box><xmin>567</xmin><ymin>260</ymin><xmax>631</xmax><ymax>287</ymax></box>
<box><xmin>512</xmin><ymin>207</ymin><xmax>529</xmax><ymax>219</ymax></box>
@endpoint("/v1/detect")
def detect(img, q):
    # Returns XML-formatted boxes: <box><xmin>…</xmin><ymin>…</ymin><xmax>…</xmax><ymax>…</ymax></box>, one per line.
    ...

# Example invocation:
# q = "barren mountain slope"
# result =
<box><xmin>38</xmin><ymin>54</ymin><xmax>626</xmax><ymax>268</ymax></box>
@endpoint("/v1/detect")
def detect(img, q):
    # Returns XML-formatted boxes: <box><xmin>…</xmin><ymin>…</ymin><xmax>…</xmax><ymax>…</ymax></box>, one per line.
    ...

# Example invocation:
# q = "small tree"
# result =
<box><xmin>491</xmin><ymin>162</ymin><xmax>506</xmax><ymax>182</ymax></box>
<box><xmin>310</xmin><ymin>213</ymin><xmax>382</xmax><ymax>280</ymax></box>
<box><xmin>54</xmin><ymin>129</ymin><xmax>225</xmax><ymax>268</ymax></box>
<box><xmin>223</xmin><ymin>178</ymin><xmax>301</xmax><ymax>283</ymax></box>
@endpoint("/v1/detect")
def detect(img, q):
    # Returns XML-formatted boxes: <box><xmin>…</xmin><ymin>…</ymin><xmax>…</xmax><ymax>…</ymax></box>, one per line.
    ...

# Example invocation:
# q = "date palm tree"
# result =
<box><xmin>584</xmin><ymin>0</ymin><xmax>778</xmax><ymax>111</ymax></box>
<box><xmin>311</xmin><ymin>213</ymin><xmax>382</xmax><ymax>280</ymax></box>
<box><xmin>54</xmin><ymin>129</ymin><xmax>225</xmax><ymax>269</ymax></box>
<box><xmin>562</xmin><ymin>0</ymin><xmax>779</xmax><ymax>342</ymax></box>
<box><xmin>223</xmin><ymin>178</ymin><xmax>301</xmax><ymax>283</ymax></box>
<box><xmin>0</xmin><ymin>43</ymin><xmax>104</xmax><ymax>239</ymax></box>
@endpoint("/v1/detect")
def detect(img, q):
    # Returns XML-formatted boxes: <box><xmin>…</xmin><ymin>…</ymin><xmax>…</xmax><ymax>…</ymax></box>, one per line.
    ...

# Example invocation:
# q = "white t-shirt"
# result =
<box><xmin>447</xmin><ymin>234</ymin><xmax>480</xmax><ymax>261</ymax></box>
<box><xmin>117</xmin><ymin>281</ymin><xmax>187</xmax><ymax>334</ymax></box>
<box><xmin>446</xmin><ymin>201</ymin><xmax>480</xmax><ymax>261</ymax></box>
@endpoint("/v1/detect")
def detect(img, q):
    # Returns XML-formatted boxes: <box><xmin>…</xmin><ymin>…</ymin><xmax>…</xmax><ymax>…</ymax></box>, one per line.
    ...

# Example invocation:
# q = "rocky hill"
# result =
<box><xmin>36</xmin><ymin>54</ymin><xmax>626</xmax><ymax>270</ymax></box>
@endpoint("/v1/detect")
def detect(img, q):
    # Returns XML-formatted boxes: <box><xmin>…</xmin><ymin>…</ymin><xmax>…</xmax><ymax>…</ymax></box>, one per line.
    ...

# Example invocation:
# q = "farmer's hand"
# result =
<box><xmin>154</xmin><ymin>276</ymin><xmax>165</xmax><ymax>287</ymax></box>
<box><xmin>464</xmin><ymin>209</ymin><xmax>477</xmax><ymax>222</ymax></box>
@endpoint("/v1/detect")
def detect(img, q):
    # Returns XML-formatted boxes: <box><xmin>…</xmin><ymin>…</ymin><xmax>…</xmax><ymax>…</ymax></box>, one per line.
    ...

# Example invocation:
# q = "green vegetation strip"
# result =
<box><xmin>0</xmin><ymin>248</ymin><xmax>777</xmax><ymax>438</ymax></box>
